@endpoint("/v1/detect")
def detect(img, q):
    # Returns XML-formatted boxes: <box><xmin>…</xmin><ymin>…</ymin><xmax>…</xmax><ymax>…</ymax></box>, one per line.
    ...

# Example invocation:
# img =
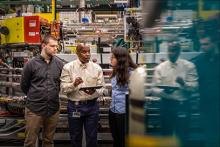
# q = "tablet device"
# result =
<box><xmin>156</xmin><ymin>85</ymin><xmax>180</xmax><ymax>90</ymax></box>
<box><xmin>79</xmin><ymin>85</ymin><xmax>103</xmax><ymax>90</ymax></box>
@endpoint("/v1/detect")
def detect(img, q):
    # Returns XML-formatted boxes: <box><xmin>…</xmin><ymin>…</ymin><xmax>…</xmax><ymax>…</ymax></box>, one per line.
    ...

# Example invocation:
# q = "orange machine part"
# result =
<box><xmin>51</xmin><ymin>21</ymin><xmax>60</xmax><ymax>39</ymax></box>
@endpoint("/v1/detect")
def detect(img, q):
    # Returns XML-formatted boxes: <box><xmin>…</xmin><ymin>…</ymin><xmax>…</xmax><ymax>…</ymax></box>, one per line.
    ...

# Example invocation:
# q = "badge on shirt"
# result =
<box><xmin>72</xmin><ymin>111</ymin><xmax>81</xmax><ymax>118</ymax></box>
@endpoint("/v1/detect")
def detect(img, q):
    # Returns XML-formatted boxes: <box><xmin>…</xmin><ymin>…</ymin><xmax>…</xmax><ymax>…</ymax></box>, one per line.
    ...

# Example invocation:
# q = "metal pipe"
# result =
<box><xmin>0</xmin><ymin>62</ymin><xmax>12</xmax><ymax>69</ymax></box>
<box><xmin>0</xmin><ymin>74</ymin><xmax>21</xmax><ymax>78</ymax></box>
<box><xmin>0</xmin><ymin>120</ymin><xmax>20</xmax><ymax>132</ymax></box>
<box><xmin>79</xmin><ymin>0</ymin><xmax>85</xmax><ymax>23</ymax></box>
<box><xmin>0</xmin><ymin>81</ymin><xmax>20</xmax><ymax>87</ymax></box>
<box><xmin>0</xmin><ymin>126</ymin><xmax>25</xmax><ymax>137</ymax></box>
<box><xmin>0</xmin><ymin>68</ymin><xmax>23</xmax><ymax>72</ymax></box>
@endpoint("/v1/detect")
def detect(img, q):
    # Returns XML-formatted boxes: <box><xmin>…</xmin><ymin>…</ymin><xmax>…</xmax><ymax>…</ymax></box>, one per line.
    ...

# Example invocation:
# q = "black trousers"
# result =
<box><xmin>67</xmin><ymin>100</ymin><xmax>99</xmax><ymax>147</ymax></box>
<box><xmin>109</xmin><ymin>110</ymin><xmax>125</xmax><ymax>147</ymax></box>
<box><xmin>200</xmin><ymin>100</ymin><xmax>220</xmax><ymax>147</ymax></box>
<box><xmin>160</xmin><ymin>99</ymin><xmax>190</xmax><ymax>147</ymax></box>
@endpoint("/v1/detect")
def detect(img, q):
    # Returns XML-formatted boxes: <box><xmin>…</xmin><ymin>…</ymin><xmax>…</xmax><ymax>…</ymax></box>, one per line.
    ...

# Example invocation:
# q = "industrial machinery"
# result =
<box><xmin>0</xmin><ymin>16</ymin><xmax>50</xmax><ymax>45</ymax></box>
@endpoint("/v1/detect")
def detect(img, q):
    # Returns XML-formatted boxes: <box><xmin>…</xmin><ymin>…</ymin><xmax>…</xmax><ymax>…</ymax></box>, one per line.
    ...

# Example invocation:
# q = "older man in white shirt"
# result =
<box><xmin>152</xmin><ymin>41</ymin><xmax>198</xmax><ymax>146</ymax></box>
<box><xmin>60</xmin><ymin>44</ymin><xmax>106</xmax><ymax>147</ymax></box>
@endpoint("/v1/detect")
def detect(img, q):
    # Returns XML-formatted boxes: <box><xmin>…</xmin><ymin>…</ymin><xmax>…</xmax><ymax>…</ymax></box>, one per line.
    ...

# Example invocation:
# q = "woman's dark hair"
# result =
<box><xmin>111</xmin><ymin>47</ymin><xmax>137</xmax><ymax>86</ymax></box>
<box><xmin>128</xmin><ymin>54</ymin><xmax>138</xmax><ymax>69</ymax></box>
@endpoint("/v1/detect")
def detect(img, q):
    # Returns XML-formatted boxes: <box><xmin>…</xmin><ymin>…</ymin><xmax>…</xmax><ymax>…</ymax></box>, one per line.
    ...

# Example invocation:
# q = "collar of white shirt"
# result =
<box><xmin>168</xmin><ymin>59</ymin><xmax>180</xmax><ymax>68</ymax></box>
<box><xmin>77</xmin><ymin>59</ymin><xmax>88</xmax><ymax>69</ymax></box>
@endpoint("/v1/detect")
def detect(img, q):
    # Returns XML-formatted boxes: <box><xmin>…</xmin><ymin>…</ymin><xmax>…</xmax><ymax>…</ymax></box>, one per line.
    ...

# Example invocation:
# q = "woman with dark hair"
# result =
<box><xmin>109</xmin><ymin>47</ymin><xmax>137</xmax><ymax>147</ymax></box>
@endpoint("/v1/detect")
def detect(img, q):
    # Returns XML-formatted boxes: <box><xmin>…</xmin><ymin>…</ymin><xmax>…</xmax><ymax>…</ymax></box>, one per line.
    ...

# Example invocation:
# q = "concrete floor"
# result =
<box><xmin>0</xmin><ymin>142</ymin><xmax>113</xmax><ymax>147</ymax></box>
<box><xmin>0</xmin><ymin>139</ymin><xmax>113</xmax><ymax>147</ymax></box>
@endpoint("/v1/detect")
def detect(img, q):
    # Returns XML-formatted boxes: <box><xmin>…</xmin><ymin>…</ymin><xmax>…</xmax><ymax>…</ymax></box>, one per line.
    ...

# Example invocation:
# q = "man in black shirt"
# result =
<box><xmin>193</xmin><ymin>35</ymin><xmax>219</xmax><ymax>147</ymax></box>
<box><xmin>21</xmin><ymin>35</ymin><xmax>63</xmax><ymax>147</ymax></box>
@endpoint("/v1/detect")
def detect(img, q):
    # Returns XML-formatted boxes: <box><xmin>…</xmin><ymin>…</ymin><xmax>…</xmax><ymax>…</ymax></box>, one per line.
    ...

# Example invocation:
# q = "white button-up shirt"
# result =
<box><xmin>152</xmin><ymin>59</ymin><xmax>198</xmax><ymax>101</ymax></box>
<box><xmin>60</xmin><ymin>59</ymin><xmax>105</xmax><ymax>101</ymax></box>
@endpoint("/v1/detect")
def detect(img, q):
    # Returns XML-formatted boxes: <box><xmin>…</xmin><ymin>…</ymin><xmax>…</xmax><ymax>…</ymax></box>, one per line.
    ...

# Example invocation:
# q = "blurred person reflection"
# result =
<box><xmin>192</xmin><ymin>33</ymin><xmax>220</xmax><ymax>147</ymax></box>
<box><xmin>152</xmin><ymin>41</ymin><xmax>198</xmax><ymax>146</ymax></box>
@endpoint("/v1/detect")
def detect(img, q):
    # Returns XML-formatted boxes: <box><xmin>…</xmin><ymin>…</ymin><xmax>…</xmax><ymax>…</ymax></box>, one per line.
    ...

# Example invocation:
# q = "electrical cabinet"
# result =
<box><xmin>0</xmin><ymin>16</ymin><xmax>49</xmax><ymax>45</ymax></box>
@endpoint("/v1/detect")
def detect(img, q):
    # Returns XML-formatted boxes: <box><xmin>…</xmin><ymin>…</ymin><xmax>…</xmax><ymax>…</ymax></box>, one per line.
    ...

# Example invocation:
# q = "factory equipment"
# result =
<box><xmin>0</xmin><ymin>16</ymin><xmax>50</xmax><ymax>45</ymax></box>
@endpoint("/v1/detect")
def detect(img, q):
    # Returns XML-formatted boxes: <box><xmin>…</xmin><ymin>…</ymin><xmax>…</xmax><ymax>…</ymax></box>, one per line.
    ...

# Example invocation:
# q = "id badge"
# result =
<box><xmin>72</xmin><ymin>111</ymin><xmax>81</xmax><ymax>118</ymax></box>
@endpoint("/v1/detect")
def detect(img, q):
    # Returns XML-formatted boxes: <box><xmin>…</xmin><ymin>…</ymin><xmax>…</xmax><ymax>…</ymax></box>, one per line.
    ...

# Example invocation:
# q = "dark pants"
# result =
<box><xmin>67</xmin><ymin>100</ymin><xmax>99</xmax><ymax>147</ymax></box>
<box><xmin>200</xmin><ymin>100</ymin><xmax>220</xmax><ymax>147</ymax></box>
<box><xmin>160</xmin><ymin>99</ymin><xmax>189</xmax><ymax>147</ymax></box>
<box><xmin>109</xmin><ymin>110</ymin><xmax>125</xmax><ymax>147</ymax></box>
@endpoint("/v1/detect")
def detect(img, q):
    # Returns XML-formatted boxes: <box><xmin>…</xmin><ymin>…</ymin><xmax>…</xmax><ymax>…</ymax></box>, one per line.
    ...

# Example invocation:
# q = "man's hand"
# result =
<box><xmin>83</xmin><ymin>88</ymin><xmax>96</xmax><ymax>95</ymax></box>
<box><xmin>74</xmin><ymin>77</ymin><xmax>83</xmax><ymax>87</ymax></box>
<box><xmin>176</xmin><ymin>77</ymin><xmax>185</xmax><ymax>86</ymax></box>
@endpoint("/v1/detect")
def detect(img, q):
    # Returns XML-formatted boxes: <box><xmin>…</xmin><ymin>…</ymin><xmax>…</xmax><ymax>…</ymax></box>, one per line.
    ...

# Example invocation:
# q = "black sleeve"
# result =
<box><xmin>58</xmin><ymin>60</ymin><xmax>64</xmax><ymax>87</ymax></box>
<box><xmin>20</xmin><ymin>61</ymin><xmax>32</xmax><ymax>95</ymax></box>
<box><xmin>57</xmin><ymin>58</ymin><xmax>64</xmax><ymax>77</ymax></box>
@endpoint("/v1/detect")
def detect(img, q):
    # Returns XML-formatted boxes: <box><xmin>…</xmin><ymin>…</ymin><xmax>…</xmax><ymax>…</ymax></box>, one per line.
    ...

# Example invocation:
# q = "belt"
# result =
<box><xmin>70</xmin><ymin>98</ymin><xmax>97</xmax><ymax>105</ymax></box>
